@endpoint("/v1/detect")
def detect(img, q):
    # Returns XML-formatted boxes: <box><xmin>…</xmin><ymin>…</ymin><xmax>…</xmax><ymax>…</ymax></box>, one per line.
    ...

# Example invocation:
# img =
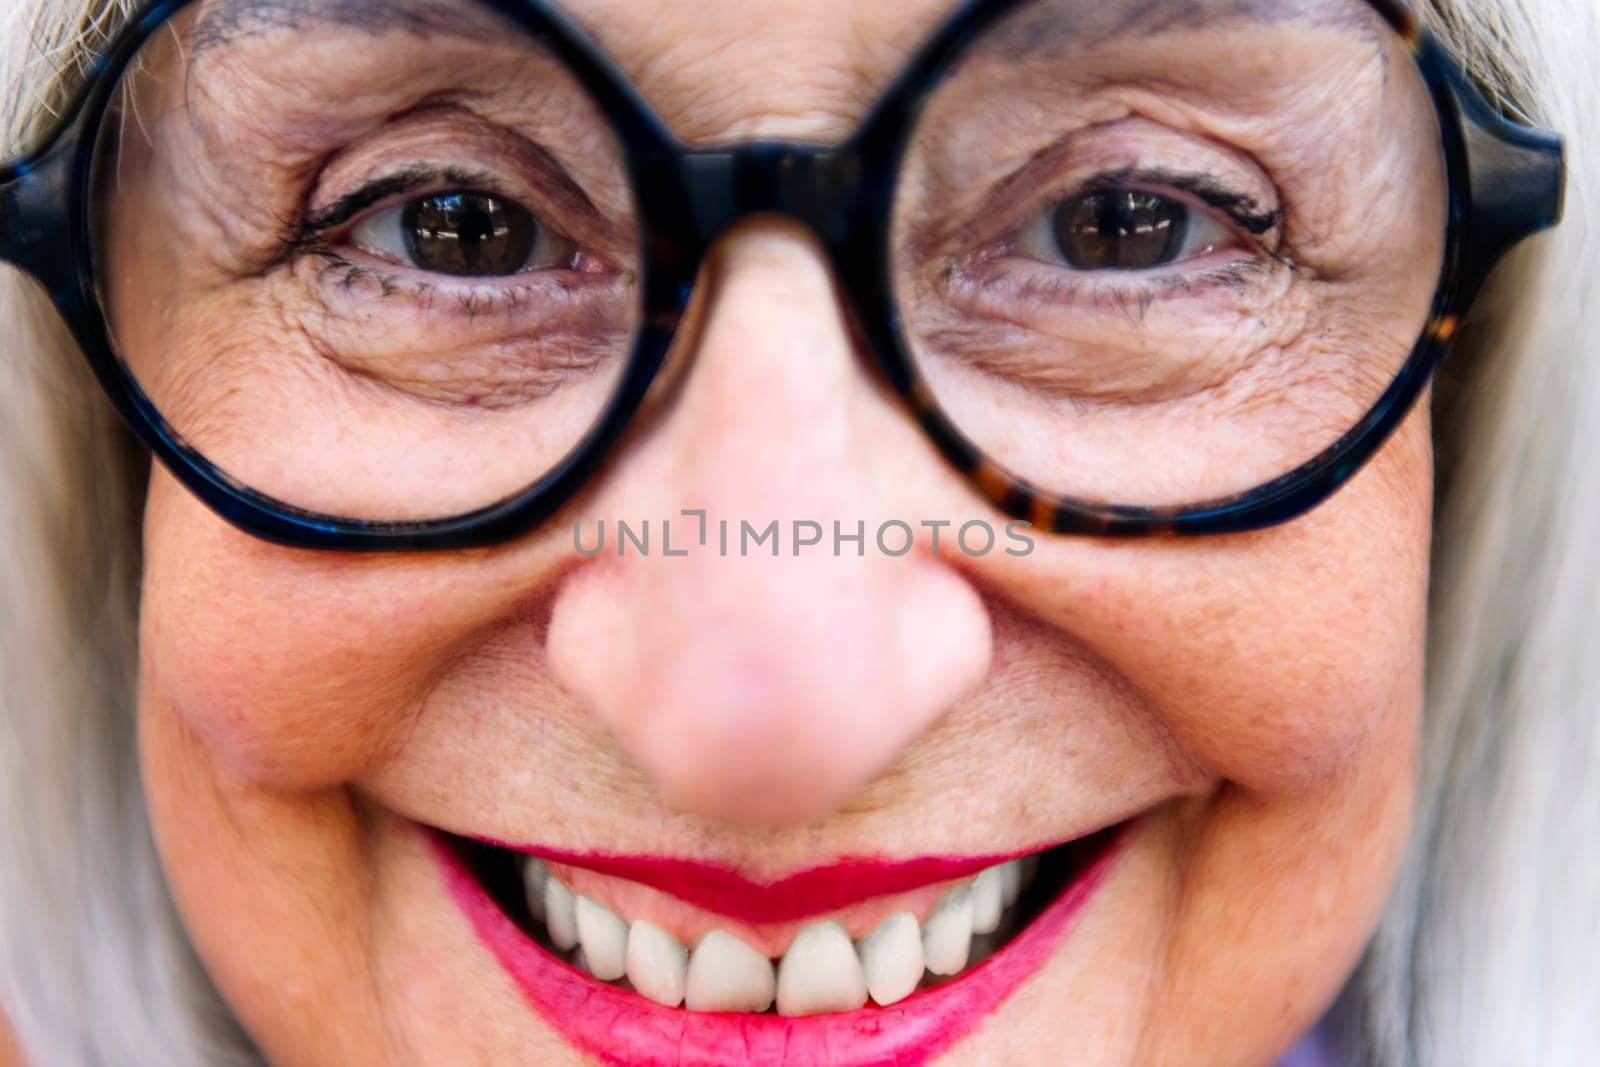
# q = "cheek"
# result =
<box><xmin>993</xmin><ymin>396</ymin><xmax>1432</xmax><ymax>796</ymax></box>
<box><xmin>137</xmin><ymin>474</ymin><xmax>516</xmax><ymax>790</ymax></box>
<box><xmin>1166</xmin><ymin>410</ymin><xmax>1432</xmax><ymax>790</ymax></box>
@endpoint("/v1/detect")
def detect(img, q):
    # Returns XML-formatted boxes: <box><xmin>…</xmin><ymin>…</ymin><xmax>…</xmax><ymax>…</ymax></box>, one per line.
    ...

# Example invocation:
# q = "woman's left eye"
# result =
<box><xmin>1019</xmin><ymin>188</ymin><xmax>1238</xmax><ymax>272</ymax></box>
<box><xmin>349</xmin><ymin>190</ymin><xmax>577</xmax><ymax>277</ymax></box>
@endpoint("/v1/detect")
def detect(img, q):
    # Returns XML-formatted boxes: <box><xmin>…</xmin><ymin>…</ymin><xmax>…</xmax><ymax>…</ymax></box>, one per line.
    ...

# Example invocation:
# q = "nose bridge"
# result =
<box><xmin>670</xmin><ymin>142</ymin><xmax>860</xmax><ymax>250</ymax></box>
<box><xmin>544</xmin><ymin>220</ymin><xmax>996</xmax><ymax>829</ymax></box>
<box><xmin>671</xmin><ymin>224</ymin><xmax>865</xmax><ymax>525</ymax></box>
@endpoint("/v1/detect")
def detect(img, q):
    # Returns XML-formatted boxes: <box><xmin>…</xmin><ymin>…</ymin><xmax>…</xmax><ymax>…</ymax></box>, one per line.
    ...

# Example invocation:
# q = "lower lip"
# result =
<box><xmin>432</xmin><ymin>827</ymin><xmax>1128</xmax><ymax>1067</ymax></box>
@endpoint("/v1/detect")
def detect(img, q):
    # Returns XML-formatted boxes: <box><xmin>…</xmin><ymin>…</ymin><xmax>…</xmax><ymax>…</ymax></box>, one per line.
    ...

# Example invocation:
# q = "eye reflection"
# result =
<box><xmin>1042</xmin><ymin>189</ymin><xmax>1233</xmax><ymax>271</ymax></box>
<box><xmin>351</xmin><ymin>190</ymin><xmax>577</xmax><ymax>277</ymax></box>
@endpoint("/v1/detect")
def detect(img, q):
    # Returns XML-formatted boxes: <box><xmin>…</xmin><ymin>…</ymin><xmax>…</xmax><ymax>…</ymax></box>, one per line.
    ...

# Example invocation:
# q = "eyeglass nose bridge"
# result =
<box><xmin>658</xmin><ymin>141</ymin><xmax>865</xmax><ymax>258</ymax></box>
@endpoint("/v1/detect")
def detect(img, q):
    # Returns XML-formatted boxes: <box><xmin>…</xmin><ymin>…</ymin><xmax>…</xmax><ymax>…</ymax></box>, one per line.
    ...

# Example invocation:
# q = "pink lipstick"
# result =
<box><xmin>461</xmin><ymin>841</ymin><xmax>1045</xmax><ymax>924</ymax></box>
<box><xmin>433</xmin><ymin>825</ymin><xmax>1128</xmax><ymax>1067</ymax></box>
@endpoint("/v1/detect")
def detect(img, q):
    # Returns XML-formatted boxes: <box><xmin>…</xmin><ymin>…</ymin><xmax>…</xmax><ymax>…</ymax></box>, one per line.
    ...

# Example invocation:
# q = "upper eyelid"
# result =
<box><xmin>955</xmin><ymin>176</ymin><xmax>1287</xmax><ymax>295</ymax></box>
<box><xmin>1003</xmin><ymin>186</ymin><xmax>1292</xmax><ymax>296</ymax></box>
<box><xmin>286</xmin><ymin>128</ymin><xmax>622</xmax><ymax>255</ymax></box>
<box><xmin>1026</xmin><ymin>181</ymin><xmax>1275</xmax><ymax>272</ymax></box>
<box><xmin>1072</xmin><ymin>169</ymin><xmax>1279</xmax><ymax>235</ymax></box>
<box><xmin>297</xmin><ymin>166</ymin><xmax>504</xmax><ymax>240</ymax></box>
<box><xmin>908</xmin><ymin>128</ymin><xmax>1282</xmax><ymax>260</ymax></box>
<box><xmin>1015</xmin><ymin>208</ymin><xmax>1249</xmax><ymax>286</ymax></box>
<box><xmin>1001</xmin><ymin>168</ymin><xmax>1272</xmax><ymax>259</ymax></box>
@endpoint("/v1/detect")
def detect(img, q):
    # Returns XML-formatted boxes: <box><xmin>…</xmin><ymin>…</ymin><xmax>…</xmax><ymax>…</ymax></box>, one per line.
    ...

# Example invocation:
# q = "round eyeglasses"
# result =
<box><xmin>0</xmin><ymin>0</ymin><xmax>1565</xmax><ymax>550</ymax></box>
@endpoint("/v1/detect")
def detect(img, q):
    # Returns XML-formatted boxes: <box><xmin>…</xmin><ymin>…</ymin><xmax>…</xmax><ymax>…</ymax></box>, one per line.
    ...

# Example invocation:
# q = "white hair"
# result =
<box><xmin>0</xmin><ymin>1</ymin><xmax>1595</xmax><ymax>1064</ymax></box>
<box><xmin>1358</xmin><ymin>3</ymin><xmax>1600</xmax><ymax>1064</ymax></box>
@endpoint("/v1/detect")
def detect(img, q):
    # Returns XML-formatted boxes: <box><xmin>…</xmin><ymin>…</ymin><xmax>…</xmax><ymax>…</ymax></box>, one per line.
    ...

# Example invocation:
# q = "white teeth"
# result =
<box><xmin>685</xmin><ymin>929</ymin><xmax>776</xmax><ymax>1013</ymax></box>
<box><xmin>574</xmin><ymin>895</ymin><xmax>629</xmax><ymax>981</ymax></box>
<box><xmin>626</xmin><ymin>920</ymin><xmax>688</xmax><ymax>1008</ymax></box>
<box><xmin>543</xmin><ymin>876</ymin><xmax>579</xmax><ymax>952</ymax></box>
<box><xmin>921</xmin><ymin>882</ymin><xmax>975</xmax><ymax>976</ymax></box>
<box><xmin>523</xmin><ymin>858</ymin><xmax>549</xmax><ymax>922</ymax></box>
<box><xmin>776</xmin><ymin>921</ymin><xmax>869</xmax><ymax>1017</ymax></box>
<box><xmin>971</xmin><ymin>866</ymin><xmax>1004</xmax><ymax>936</ymax></box>
<box><xmin>999</xmin><ymin>859</ymin><xmax>1022</xmax><ymax>909</ymax></box>
<box><xmin>523</xmin><ymin>851</ymin><xmax>1050</xmax><ymax>1012</ymax></box>
<box><xmin>856</xmin><ymin>911</ymin><xmax>924</xmax><ymax>1007</ymax></box>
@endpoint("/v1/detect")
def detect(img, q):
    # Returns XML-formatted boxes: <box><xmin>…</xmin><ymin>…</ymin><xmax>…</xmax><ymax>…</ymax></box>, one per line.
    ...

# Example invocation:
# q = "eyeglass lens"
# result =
<box><xmin>88</xmin><ymin>0</ymin><xmax>1446</xmax><ymax>523</ymax></box>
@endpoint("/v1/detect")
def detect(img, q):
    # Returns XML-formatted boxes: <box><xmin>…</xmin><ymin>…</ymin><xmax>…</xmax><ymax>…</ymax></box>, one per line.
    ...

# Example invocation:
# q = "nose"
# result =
<box><xmin>545</xmin><ymin>223</ymin><xmax>993</xmax><ymax>828</ymax></box>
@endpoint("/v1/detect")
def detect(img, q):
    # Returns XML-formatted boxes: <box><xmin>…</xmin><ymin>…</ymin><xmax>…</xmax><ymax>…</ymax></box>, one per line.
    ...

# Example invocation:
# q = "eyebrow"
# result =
<box><xmin>190</xmin><ymin>0</ymin><xmax>493</xmax><ymax>52</ymax></box>
<box><xmin>984</xmin><ymin>0</ymin><xmax>1382</xmax><ymax>57</ymax></box>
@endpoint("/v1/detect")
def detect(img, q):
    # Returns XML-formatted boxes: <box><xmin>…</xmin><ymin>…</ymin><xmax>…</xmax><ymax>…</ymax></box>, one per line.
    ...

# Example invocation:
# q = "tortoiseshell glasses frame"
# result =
<box><xmin>0</xmin><ymin>0</ymin><xmax>1567</xmax><ymax>549</ymax></box>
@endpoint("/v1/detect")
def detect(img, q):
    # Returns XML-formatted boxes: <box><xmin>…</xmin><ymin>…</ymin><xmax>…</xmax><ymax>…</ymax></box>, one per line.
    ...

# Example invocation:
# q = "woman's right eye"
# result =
<box><xmin>349</xmin><ymin>189</ymin><xmax>577</xmax><ymax>277</ymax></box>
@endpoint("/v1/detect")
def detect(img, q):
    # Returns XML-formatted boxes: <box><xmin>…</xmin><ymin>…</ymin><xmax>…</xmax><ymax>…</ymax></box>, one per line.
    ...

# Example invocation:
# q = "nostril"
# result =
<box><xmin>542</xmin><ymin>215</ymin><xmax>992</xmax><ymax>828</ymax></box>
<box><xmin>588</xmin><ymin>625</ymin><xmax>898</xmax><ymax>827</ymax></box>
<box><xmin>546</xmin><ymin>548</ymin><xmax>993</xmax><ymax>830</ymax></box>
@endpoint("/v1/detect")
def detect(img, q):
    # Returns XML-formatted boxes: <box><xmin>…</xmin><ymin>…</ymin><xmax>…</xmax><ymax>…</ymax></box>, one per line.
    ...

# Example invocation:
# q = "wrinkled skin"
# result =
<box><xmin>118</xmin><ymin>0</ymin><xmax>1438</xmax><ymax>1063</ymax></box>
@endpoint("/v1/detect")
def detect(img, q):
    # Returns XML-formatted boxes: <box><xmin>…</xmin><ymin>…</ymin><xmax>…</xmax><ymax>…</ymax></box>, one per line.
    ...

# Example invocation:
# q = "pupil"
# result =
<box><xmin>1053</xmin><ymin>190</ymin><xmax>1187</xmax><ymax>271</ymax></box>
<box><xmin>402</xmin><ymin>192</ymin><xmax>537</xmax><ymax>277</ymax></box>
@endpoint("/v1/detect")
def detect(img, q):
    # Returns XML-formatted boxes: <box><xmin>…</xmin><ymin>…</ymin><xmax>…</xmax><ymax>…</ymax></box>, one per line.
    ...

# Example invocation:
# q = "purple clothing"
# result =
<box><xmin>1278</xmin><ymin>1023</ymin><xmax>1338</xmax><ymax>1067</ymax></box>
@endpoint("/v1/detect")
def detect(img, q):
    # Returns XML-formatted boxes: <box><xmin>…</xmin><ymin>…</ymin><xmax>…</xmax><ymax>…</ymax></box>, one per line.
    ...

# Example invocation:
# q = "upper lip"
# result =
<box><xmin>467</xmin><ymin>838</ymin><xmax>1046</xmax><ymax>924</ymax></box>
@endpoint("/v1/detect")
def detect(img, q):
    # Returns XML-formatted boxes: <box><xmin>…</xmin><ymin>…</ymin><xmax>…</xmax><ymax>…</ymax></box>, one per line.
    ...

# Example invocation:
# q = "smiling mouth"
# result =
<box><xmin>443</xmin><ymin>824</ymin><xmax>1124</xmax><ymax>1018</ymax></box>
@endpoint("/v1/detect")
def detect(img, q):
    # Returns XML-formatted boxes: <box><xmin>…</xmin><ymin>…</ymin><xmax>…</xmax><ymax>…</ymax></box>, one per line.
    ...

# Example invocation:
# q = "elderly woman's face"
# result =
<box><xmin>116</xmin><ymin>0</ymin><xmax>1440</xmax><ymax>1063</ymax></box>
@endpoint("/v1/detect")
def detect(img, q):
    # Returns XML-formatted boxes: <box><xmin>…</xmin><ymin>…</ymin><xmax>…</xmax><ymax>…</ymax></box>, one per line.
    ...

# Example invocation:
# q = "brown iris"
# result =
<box><xmin>401</xmin><ymin>191</ymin><xmax>538</xmax><ymax>276</ymax></box>
<box><xmin>1052</xmin><ymin>190</ymin><xmax>1188</xmax><ymax>271</ymax></box>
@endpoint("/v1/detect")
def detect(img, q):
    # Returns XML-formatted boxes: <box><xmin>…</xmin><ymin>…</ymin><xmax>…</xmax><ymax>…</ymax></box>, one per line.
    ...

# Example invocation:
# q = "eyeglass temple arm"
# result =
<box><xmin>1453</xmin><ymin>68</ymin><xmax>1566</xmax><ymax>306</ymax></box>
<box><xmin>0</xmin><ymin>109</ymin><xmax>84</xmax><ymax>300</ymax></box>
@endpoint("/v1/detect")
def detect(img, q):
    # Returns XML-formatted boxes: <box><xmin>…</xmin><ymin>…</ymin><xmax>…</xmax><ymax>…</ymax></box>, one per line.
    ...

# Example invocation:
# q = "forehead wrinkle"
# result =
<box><xmin>561</xmin><ymin>0</ymin><xmax>951</xmax><ymax>142</ymax></box>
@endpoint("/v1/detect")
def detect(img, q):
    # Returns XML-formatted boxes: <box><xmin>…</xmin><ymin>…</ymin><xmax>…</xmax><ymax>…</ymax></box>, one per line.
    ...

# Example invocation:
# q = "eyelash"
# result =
<box><xmin>292</xmin><ymin>161</ymin><xmax>1286</xmax><ymax>325</ymax></box>
<box><xmin>1000</xmin><ymin>257</ymin><xmax>1273</xmax><ymax>317</ymax></box>
<box><xmin>305</xmin><ymin>245</ymin><xmax>563</xmax><ymax>320</ymax></box>
<box><xmin>972</xmin><ymin>168</ymin><xmax>1293</xmax><ymax>301</ymax></box>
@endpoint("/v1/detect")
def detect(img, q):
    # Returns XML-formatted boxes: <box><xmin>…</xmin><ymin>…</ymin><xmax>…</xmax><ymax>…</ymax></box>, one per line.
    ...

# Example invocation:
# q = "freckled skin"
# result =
<box><xmin>130</xmin><ymin>1</ymin><xmax>1435</xmax><ymax>1064</ymax></box>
